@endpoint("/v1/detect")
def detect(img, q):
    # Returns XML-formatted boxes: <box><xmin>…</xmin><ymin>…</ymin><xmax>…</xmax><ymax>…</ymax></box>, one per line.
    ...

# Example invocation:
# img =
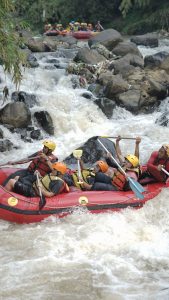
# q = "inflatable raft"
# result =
<box><xmin>72</xmin><ymin>31</ymin><xmax>92</xmax><ymax>39</ymax></box>
<box><xmin>0</xmin><ymin>167</ymin><xmax>167</xmax><ymax>224</ymax></box>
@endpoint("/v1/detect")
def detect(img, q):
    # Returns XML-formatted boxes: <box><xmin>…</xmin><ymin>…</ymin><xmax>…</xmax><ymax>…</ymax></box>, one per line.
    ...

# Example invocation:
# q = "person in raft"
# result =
<box><xmin>4</xmin><ymin>162</ymin><xmax>69</xmax><ymax>197</ymax></box>
<box><xmin>82</xmin><ymin>136</ymin><xmax>141</xmax><ymax>191</ymax></box>
<box><xmin>141</xmin><ymin>144</ymin><xmax>169</xmax><ymax>183</ymax></box>
<box><xmin>3</xmin><ymin>140</ymin><xmax>58</xmax><ymax>186</ymax></box>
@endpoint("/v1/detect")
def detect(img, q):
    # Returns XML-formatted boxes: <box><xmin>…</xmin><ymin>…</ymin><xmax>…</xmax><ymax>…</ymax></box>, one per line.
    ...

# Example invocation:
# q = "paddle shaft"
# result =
<box><xmin>36</xmin><ymin>172</ymin><xmax>43</xmax><ymax>199</ymax></box>
<box><xmin>97</xmin><ymin>139</ymin><xmax>127</xmax><ymax>177</ymax></box>
<box><xmin>162</xmin><ymin>168</ymin><xmax>169</xmax><ymax>176</ymax></box>
<box><xmin>36</xmin><ymin>172</ymin><xmax>46</xmax><ymax>210</ymax></box>
<box><xmin>77</xmin><ymin>159</ymin><xmax>83</xmax><ymax>183</ymax></box>
<box><xmin>101</xmin><ymin>136</ymin><xmax>137</xmax><ymax>140</ymax></box>
<box><xmin>0</xmin><ymin>156</ymin><xmax>41</xmax><ymax>167</ymax></box>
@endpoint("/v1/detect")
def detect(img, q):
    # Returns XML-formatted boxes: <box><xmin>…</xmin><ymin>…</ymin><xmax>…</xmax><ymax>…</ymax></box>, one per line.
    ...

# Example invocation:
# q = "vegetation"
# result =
<box><xmin>0</xmin><ymin>0</ymin><xmax>25</xmax><ymax>87</ymax></box>
<box><xmin>1</xmin><ymin>0</ymin><xmax>169</xmax><ymax>85</ymax></box>
<box><xmin>13</xmin><ymin>0</ymin><xmax>169</xmax><ymax>34</ymax></box>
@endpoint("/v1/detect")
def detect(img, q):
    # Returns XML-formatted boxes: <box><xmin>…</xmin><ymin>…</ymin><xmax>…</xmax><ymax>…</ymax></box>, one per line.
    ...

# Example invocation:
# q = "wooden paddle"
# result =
<box><xmin>101</xmin><ymin>136</ymin><xmax>137</xmax><ymax>140</ymax></box>
<box><xmin>97</xmin><ymin>138</ymin><xmax>145</xmax><ymax>199</ymax></box>
<box><xmin>73</xmin><ymin>149</ymin><xmax>83</xmax><ymax>184</ymax></box>
<box><xmin>36</xmin><ymin>172</ymin><xmax>46</xmax><ymax>210</ymax></box>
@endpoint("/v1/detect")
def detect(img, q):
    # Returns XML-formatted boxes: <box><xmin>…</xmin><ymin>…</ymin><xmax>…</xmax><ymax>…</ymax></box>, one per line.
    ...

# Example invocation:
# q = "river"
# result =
<box><xmin>0</xmin><ymin>38</ymin><xmax>169</xmax><ymax>300</ymax></box>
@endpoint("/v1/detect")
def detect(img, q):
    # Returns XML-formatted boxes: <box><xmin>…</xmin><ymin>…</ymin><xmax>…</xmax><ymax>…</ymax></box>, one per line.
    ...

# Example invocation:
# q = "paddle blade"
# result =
<box><xmin>73</xmin><ymin>149</ymin><xmax>83</xmax><ymax>159</ymax></box>
<box><xmin>39</xmin><ymin>194</ymin><xmax>46</xmax><ymax>210</ymax></box>
<box><xmin>129</xmin><ymin>177</ymin><xmax>145</xmax><ymax>193</ymax></box>
<box><xmin>128</xmin><ymin>177</ymin><xmax>145</xmax><ymax>200</ymax></box>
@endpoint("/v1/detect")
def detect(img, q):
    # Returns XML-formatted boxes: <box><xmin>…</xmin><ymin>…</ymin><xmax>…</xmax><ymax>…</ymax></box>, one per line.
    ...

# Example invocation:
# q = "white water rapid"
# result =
<box><xmin>1</xmin><ymin>39</ymin><xmax>169</xmax><ymax>300</ymax></box>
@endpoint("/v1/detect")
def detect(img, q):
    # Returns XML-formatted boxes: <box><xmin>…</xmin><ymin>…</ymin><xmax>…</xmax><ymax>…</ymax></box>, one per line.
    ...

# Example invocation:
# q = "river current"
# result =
<box><xmin>0</xmin><ymin>38</ymin><xmax>169</xmax><ymax>300</ymax></box>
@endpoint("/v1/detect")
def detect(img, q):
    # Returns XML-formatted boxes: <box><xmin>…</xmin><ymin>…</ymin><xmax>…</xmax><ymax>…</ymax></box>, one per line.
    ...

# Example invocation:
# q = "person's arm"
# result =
<box><xmin>8</xmin><ymin>152</ymin><xmax>39</xmax><ymax>165</ymax></box>
<box><xmin>134</xmin><ymin>137</ymin><xmax>141</xmax><ymax>159</ymax></box>
<box><xmin>115</xmin><ymin>136</ymin><xmax>124</xmax><ymax>164</ymax></box>
<box><xmin>147</xmin><ymin>151</ymin><xmax>157</xmax><ymax>165</ymax></box>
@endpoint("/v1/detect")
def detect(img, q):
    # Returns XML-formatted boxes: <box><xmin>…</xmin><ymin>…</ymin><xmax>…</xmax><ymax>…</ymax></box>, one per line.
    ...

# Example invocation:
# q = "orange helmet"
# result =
<box><xmin>52</xmin><ymin>162</ymin><xmax>67</xmax><ymax>174</ymax></box>
<box><xmin>162</xmin><ymin>144</ymin><xmax>169</xmax><ymax>157</ymax></box>
<box><xmin>96</xmin><ymin>160</ymin><xmax>109</xmax><ymax>173</ymax></box>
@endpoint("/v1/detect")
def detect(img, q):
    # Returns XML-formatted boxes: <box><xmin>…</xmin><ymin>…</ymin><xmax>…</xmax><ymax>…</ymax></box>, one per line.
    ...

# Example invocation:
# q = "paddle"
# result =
<box><xmin>162</xmin><ymin>168</ymin><xmax>169</xmax><ymax>177</ymax></box>
<box><xmin>73</xmin><ymin>149</ymin><xmax>83</xmax><ymax>184</ymax></box>
<box><xmin>100</xmin><ymin>136</ymin><xmax>137</xmax><ymax>140</ymax></box>
<box><xmin>0</xmin><ymin>156</ymin><xmax>41</xmax><ymax>168</ymax></box>
<box><xmin>97</xmin><ymin>138</ymin><xmax>145</xmax><ymax>199</ymax></box>
<box><xmin>36</xmin><ymin>172</ymin><xmax>46</xmax><ymax>210</ymax></box>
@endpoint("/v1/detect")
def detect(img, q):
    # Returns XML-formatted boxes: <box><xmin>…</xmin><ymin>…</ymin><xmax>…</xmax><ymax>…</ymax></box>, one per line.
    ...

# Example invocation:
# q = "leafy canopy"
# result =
<box><xmin>0</xmin><ymin>0</ymin><xmax>25</xmax><ymax>87</ymax></box>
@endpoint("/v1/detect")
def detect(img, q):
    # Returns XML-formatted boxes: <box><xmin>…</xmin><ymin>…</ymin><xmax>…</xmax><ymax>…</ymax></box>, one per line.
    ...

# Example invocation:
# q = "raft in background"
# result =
<box><xmin>0</xmin><ymin>167</ymin><xmax>167</xmax><ymax>224</ymax></box>
<box><xmin>44</xmin><ymin>30</ymin><xmax>96</xmax><ymax>39</ymax></box>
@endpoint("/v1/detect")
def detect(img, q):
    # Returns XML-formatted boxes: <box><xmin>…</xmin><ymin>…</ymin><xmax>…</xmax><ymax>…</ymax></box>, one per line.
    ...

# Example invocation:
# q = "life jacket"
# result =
<box><xmin>112</xmin><ymin>170</ymin><xmax>126</xmax><ymax>190</ymax></box>
<box><xmin>112</xmin><ymin>168</ymin><xmax>139</xmax><ymax>191</ymax></box>
<box><xmin>28</xmin><ymin>151</ymin><xmax>57</xmax><ymax>176</ymax></box>
<box><xmin>37</xmin><ymin>174</ymin><xmax>69</xmax><ymax>194</ymax></box>
<box><xmin>72</xmin><ymin>169</ymin><xmax>95</xmax><ymax>190</ymax></box>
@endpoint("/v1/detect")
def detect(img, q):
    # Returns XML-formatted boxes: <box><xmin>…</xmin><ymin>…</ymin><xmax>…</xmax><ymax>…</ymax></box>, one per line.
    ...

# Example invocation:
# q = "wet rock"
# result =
<box><xmin>0</xmin><ymin>128</ymin><xmax>3</xmax><ymax>138</ymax></box>
<box><xmin>0</xmin><ymin>102</ymin><xmax>31</xmax><ymax>128</ymax></box>
<box><xmin>91</xmin><ymin>44</ymin><xmax>113</xmax><ymax>59</ymax></box>
<box><xmin>88</xmin><ymin>29</ymin><xmax>123</xmax><ymax>51</ymax></box>
<box><xmin>30</xmin><ymin>129</ymin><xmax>42</xmax><ymax>140</ymax></box>
<box><xmin>144</xmin><ymin>51</ymin><xmax>169</xmax><ymax>68</ymax></box>
<box><xmin>112</xmin><ymin>42</ymin><xmax>142</xmax><ymax>57</ymax></box>
<box><xmin>34</xmin><ymin>111</ymin><xmax>54</xmax><ymax>135</ymax></box>
<box><xmin>81</xmin><ymin>92</ymin><xmax>93</xmax><ymax>99</ymax></box>
<box><xmin>94</xmin><ymin>97</ymin><xmax>116</xmax><ymax>118</ymax></box>
<box><xmin>155</xmin><ymin>111</ymin><xmax>169</xmax><ymax>126</ymax></box>
<box><xmin>11</xmin><ymin>91</ymin><xmax>38</xmax><ymax>108</ymax></box>
<box><xmin>130</xmin><ymin>34</ymin><xmax>158</xmax><ymax>48</ymax></box>
<box><xmin>74</xmin><ymin>47</ymin><xmax>106</xmax><ymax>64</ymax></box>
<box><xmin>104</xmin><ymin>75</ymin><xmax>129</xmax><ymax>99</ymax></box>
<box><xmin>27</xmin><ymin>54</ymin><xmax>39</xmax><ymax>68</ymax></box>
<box><xmin>117</xmin><ymin>89</ymin><xmax>141</xmax><ymax>112</ymax></box>
<box><xmin>26</xmin><ymin>38</ymin><xmax>47</xmax><ymax>52</ymax></box>
<box><xmin>88</xmin><ymin>83</ymin><xmax>104</xmax><ymax>97</ymax></box>
<box><xmin>0</xmin><ymin>139</ymin><xmax>13</xmax><ymax>152</ymax></box>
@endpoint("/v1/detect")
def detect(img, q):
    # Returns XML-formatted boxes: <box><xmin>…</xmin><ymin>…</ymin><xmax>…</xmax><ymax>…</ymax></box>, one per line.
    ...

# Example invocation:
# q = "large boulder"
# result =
<box><xmin>64</xmin><ymin>136</ymin><xmax>116</xmax><ymax>165</ymax></box>
<box><xmin>117</xmin><ymin>89</ymin><xmax>141</xmax><ymax>112</ymax></box>
<box><xmin>34</xmin><ymin>111</ymin><xmax>54</xmax><ymax>135</ymax></box>
<box><xmin>104</xmin><ymin>75</ymin><xmax>129</xmax><ymax>99</ymax></box>
<box><xmin>88</xmin><ymin>29</ymin><xmax>123</xmax><ymax>51</ymax></box>
<box><xmin>25</xmin><ymin>38</ymin><xmax>48</xmax><ymax>52</ymax></box>
<box><xmin>130</xmin><ymin>34</ymin><xmax>158</xmax><ymax>48</ymax></box>
<box><xmin>94</xmin><ymin>97</ymin><xmax>116</xmax><ymax>119</ymax></box>
<box><xmin>0</xmin><ymin>102</ymin><xmax>31</xmax><ymax>128</ymax></box>
<box><xmin>74</xmin><ymin>47</ymin><xmax>106</xmax><ymax>64</ymax></box>
<box><xmin>112</xmin><ymin>42</ymin><xmax>142</xmax><ymax>57</ymax></box>
<box><xmin>144</xmin><ymin>51</ymin><xmax>169</xmax><ymax>68</ymax></box>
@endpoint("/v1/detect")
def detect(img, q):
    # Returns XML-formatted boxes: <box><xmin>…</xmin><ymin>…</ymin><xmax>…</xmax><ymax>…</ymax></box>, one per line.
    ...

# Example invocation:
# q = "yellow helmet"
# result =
<box><xmin>96</xmin><ymin>160</ymin><xmax>109</xmax><ymax>173</ymax></box>
<box><xmin>52</xmin><ymin>162</ymin><xmax>67</xmax><ymax>174</ymax></box>
<box><xmin>42</xmin><ymin>140</ymin><xmax>56</xmax><ymax>151</ymax></box>
<box><xmin>162</xmin><ymin>144</ymin><xmax>169</xmax><ymax>157</ymax></box>
<box><xmin>125</xmin><ymin>155</ymin><xmax>139</xmax><ymax>167</ymax></box>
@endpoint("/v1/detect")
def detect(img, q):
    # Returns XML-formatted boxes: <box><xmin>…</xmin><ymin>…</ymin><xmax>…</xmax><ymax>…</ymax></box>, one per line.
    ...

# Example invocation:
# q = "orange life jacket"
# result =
<box><xmin>112</xmin><ymin>171</ymin><xmax>126</xmax><ymax>190</ymax></box>
<box><xmin>28</xmin><ymin>151</ymin><xmax>57</xmax><ymax>176</ymax></box>
<box><xmin>112</xmin><ymin>168</ymin><xmax>139</xmax><ymax>191</ymax></box>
